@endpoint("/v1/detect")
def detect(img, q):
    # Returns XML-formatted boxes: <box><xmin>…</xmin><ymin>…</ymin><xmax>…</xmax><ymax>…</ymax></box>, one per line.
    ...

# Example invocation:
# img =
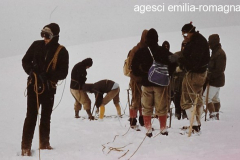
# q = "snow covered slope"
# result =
<box><xmin>0</xmin><ymin>25</ymin><xmax>240</xmax><ymax>160</ymax></box>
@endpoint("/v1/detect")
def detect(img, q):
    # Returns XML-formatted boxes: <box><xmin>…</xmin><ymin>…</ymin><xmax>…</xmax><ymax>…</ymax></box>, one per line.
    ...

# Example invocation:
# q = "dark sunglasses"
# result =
<box><xmin>40</xmin><ymin>31</ymin><xmax>53</xmax><ymax>39</ymax></box>
<box><xmin>182</xmin><ymin>26</ymin><xmax>195</xmax><ymax>37</ymax></box>
<box><xmin>182</xmin><ymin>33</ymin><xmax>188</xmax><ymax>37</ymax></box>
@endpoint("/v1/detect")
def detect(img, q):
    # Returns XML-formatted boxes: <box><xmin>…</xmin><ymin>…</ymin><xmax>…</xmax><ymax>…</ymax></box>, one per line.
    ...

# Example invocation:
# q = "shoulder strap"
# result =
<box><xmin>46</xmin><ymin>45</ymin><xmax>63</xmax><ymax>72</ymax></box>
<box><xmin>147</xmin><ymin>47</ymin><xmax>155</xmax><ymax>61</ymax></box>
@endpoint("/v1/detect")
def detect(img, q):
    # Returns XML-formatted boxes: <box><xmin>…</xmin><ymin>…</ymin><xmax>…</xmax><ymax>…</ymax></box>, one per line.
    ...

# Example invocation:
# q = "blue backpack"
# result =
<box><xmin>147</xmin><ymin>47</ymin><xmax>170</xmax><ymax>86</ymax></box>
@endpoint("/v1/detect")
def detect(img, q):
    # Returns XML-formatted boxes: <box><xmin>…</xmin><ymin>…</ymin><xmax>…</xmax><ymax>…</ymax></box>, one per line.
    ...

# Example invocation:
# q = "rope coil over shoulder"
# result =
<box><xmin>46</xmin><ymin>45</ymin><xmax>64</xmax><ymax>88</ymax></box>
<box><xmin>46</xmin><ymin>45</ymin><xmax>63</xmax><ymax>72</ymax></box>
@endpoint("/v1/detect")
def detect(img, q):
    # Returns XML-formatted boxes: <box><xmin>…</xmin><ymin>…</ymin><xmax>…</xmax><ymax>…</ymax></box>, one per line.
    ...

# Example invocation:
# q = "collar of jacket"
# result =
<box><xmin>45</xmin><ymin>36</ymin><xmax>59</xmax><ymax>48</ymax></box>
<box><xmin>211</xmin><ymin>43</ymin><xmax>221</xmax><ymax>52</ymax></box>
<box><xmin>148</xmin><ymin>44</ymin><xmax>159</xmax><ymax>51</ymax></box>
<box><xmin>211</xmin><ymin>44</ymin><xmax>222</xmax><ymax>58</ymax></box>
<box><xmin>189</xmin><ymin>31</ymin><xmax>200</xmax><ymax>42</ymax></box>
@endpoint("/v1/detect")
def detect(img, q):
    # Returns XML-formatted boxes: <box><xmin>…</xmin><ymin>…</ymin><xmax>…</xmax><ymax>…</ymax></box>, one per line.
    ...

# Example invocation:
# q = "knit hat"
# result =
<box><xmin>43</xmin><ymin>23</ymin><xmax>60</xmax><ymax>36</ymax></box>
<box><xmin>162</xmin><ymin>41</ymin><xmax>170</xmax><ymax>51</ymax></box>
<box><xmin>181</xmin><ymin>22</ymin><xmax>196</xmax><ymax>33</ymax></box>
<box><xmin>82</xmin><ymin>58</ymin><xmax>93</xmax><ymax>67</ymax></box>
<box><xmin>208</xmin><ymin>34</ymin><xmax>220</xmax><ymax>44</ymax></box>
<box><xmin>208</xmin><ymin>34</ymin><xmax>220</xmax><ymax>49</ymax></box>
<box><xmin>146</xmin><ymin>28</ymin><xmax>158</xmax><ymax>45</ymax></box>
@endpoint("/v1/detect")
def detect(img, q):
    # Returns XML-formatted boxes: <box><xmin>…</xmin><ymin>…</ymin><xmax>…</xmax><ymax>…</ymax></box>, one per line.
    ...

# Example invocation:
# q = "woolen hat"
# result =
<box><xmin>146</xmin><ymin>28</ymin><xmax>158</xmax><ymax>44</ymax></box>
<box><xmin>82</xmin><ymin>58</ymin><xmax>93</xmax><ymax>67</ymax></box>
<box><xmin>43</xmin><ymin>23</ymin><xmax>60</xmax><ymax>36</ymax></box>
<box><xmin>181</xmin><ymin>22</ymin><xmax>196</xmax><ymax>33</ymax></box>
<box><xmin>162</xmin><ymin>41</ymin><xmax>170</xmax><ymax>51</ymax></box>
<box><xmin>208</xmin><ymin>34</ymin><xmax>220</xmax><ymax>44</ymax></box>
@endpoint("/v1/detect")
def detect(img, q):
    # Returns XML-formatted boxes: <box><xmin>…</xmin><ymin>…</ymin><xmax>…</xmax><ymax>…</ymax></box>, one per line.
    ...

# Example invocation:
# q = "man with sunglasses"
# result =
<box><xmin>21</xmin><ymin>23</ymin><xmax>69</xmax><ymax>156</ymax></box>
<box><xmin>169</xmin><ymin>22</ymin><xmax>210</xmax><ymax>134</ymax></box>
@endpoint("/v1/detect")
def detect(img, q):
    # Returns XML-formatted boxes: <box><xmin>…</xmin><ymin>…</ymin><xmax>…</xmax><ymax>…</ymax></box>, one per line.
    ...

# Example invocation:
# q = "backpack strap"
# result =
<box><xmin>148</xmin><ymin>47</ymin><xmax>155</xmax><ymax>61</ymax></box>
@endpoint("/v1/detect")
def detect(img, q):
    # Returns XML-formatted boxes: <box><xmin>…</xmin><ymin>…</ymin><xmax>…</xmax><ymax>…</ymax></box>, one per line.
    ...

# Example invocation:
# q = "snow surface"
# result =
<box><xmin>1</xmin><ymin>0</ymin><xmax>240</xmax><ymax>160</ymax></box>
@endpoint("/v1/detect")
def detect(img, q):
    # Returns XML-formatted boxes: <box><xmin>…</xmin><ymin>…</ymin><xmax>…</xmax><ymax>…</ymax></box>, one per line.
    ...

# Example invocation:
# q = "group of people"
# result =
<box><xmin>126</xmin><ymin>22</ymin><xmax>226</xmax><ymax>137</ymax></box>
<box><xmin>20</xmin><ymin>22</ymin><xmax>226</xmax><ymax>156</ymax></box>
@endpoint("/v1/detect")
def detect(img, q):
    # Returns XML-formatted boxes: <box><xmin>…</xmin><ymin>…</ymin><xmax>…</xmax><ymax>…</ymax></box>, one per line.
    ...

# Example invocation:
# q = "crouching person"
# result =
<box><xmin>83</xmin><ymin>79</ymin><xmax>121</xmax><ymax>120</ymax></box>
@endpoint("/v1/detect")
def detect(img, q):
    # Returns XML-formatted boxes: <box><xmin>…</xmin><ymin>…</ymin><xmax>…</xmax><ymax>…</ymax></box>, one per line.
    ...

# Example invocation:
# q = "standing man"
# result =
<box><xmin>70</xmin><ymin>58</ymin><xmax>94</xmax><ymax>119</ymax></box>
<box><xmin>171</xmin><ymin>40</ymin><xmax>188</xmax><ymax>120</ymax></box>
<box><xmin>169</xmin><ymin>22</ymin><xmax>210</xmax><ymax>133</ymax></box>
<box><xmin>128</xmin><ymin>29</ymin><xmax>148</xmax><ymax>128</ymax></box>
<box><xmin>21</xmin><ymin>23</ymin><xmax>69</xmax><ymax>156</ymax></box>
<box><xmin>132</xmin><ymin>28</ymin><xmax>176</xmax><ymax>137</ymax></box>
<box><xmin>203</xmin><ymin>34</ymin><xmax>226</xmax><ymax>120</ymax></box>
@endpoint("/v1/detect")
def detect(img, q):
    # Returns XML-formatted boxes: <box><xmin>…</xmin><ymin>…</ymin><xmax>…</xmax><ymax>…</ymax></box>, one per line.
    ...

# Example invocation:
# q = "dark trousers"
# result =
<box><xmin>173</xmin><ymin>91</ymin><xmax>186</xmax><ymax>116</ymax></box>
<box><xmin>21</xmin><ymin>92</ymin><xmax>54</xmax><ymax>149</ymax></box>
<box><xmin>174</xmin><ymin>91</ymin><xmax>181</xmax><ymax>115</ymax></box>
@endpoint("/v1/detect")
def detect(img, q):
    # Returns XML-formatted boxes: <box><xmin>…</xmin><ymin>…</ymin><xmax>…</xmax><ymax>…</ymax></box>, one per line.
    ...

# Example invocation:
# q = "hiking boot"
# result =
<box><xmin>192</xmin><ymin>125</ymin><xmax>200</xmax><ymax>133</ymax></box>
<box><xmin>160</xmin><ymin>130</ymin><xmax>168</xmax><ymax>136</ymax></box>
<box><xmin>40</xmin><ymin>144</ymin><xmax>53</xmax><ymax>150</ymax></box>
<box><xmin>146</xmin><ymin>132</ymin><xmax>153</xmax><ymax>138</ymax></box>
<box><xmin>182</xmin><ymin>113</ymin><xmax>188</xmax><ymax>119</ymax></box>
<box><xmin>138</xmin><ymin>115</ymin><xmax>144</xmax><ymax>126</ymax></box>
<box><xmin>175</xmin><ymin>113</ymin><xmax>181</xmax><ymax>120</ymax></box>
<box><xmin>75</xmin><ymin>110</ymin><xmax>80</xmax><ymax>118</ymax></box>
<box><xmin>216</xmin><ymin>113</ymin><xmax>219</xmax><ymax>120</ymax></box>
<box><xmin>21</xmin><ymin>149</ymin><xmax>31</xmax><ymax>156</ymax></box>
<box><xmin>130</xmin><ymin>118</ymin><xmax>137</xmax><ymax>128</ymax></box>
<box><xmin>207</xmin><ymin>113</ymin><xmax>217</xmax><ymax>121</ymax></box>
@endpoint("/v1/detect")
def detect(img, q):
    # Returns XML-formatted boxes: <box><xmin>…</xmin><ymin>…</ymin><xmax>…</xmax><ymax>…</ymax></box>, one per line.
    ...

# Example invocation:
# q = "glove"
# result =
<box><xmin>176</xmin><ymin>66</ymin><xmax>183</xmax><ymax>73</ymax></box>
<box><xmin>39</xmin><ymin>72</ymin><xmax>50</xmax><ymax>90</ymax></box>
<box><xmin>168</xmin><ymin>54</ymin><xmax>179</xmax><ymax>63</ymax></box>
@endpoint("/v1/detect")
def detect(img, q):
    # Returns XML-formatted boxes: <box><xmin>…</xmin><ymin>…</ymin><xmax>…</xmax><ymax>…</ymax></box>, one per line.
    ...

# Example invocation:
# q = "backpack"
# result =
<box><xmin>123</xmin><ymin>50</ymin><xmax>131</xmax><ymax>77</ymax></box>
<box><xmin>147</xmin><ymin>47</ymin><xmax>170</xmax><ymax>86</ymax></box>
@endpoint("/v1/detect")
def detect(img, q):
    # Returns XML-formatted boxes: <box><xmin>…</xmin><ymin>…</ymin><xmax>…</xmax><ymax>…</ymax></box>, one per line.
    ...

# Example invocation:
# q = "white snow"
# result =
<box><xmin>1</xmin><ymin>0</ymin><xmax>240</xmax><ymax>160</ymax></box>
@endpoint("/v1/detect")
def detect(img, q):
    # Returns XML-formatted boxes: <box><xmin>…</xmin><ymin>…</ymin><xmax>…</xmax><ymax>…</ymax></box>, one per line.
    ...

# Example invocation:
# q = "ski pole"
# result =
<box><xmin>204</xmin><ymin>83</ymin><xmax>210</xmax><ymax>121</ymax></box>
<box><xmin>169</xmin><ymin>101</ymin><xmax>174</xmax><ymax>128</ymax></box>
<box><xmin>167</xmin><ymin>86</ymin><xmax>172</xmax><ymax>128</ymax></box>
<box><xmin>127</xmin><ymin>88</ymin><xmax>131</xmax><ymax>115</ymax></box>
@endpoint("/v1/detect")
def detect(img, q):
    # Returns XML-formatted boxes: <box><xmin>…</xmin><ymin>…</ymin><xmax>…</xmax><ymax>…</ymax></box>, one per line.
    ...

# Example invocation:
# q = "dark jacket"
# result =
<box><xmin>179</xmin><ymin>32</ymin><xmax>210</xmax><ymax>73</ymax></box>
<box><xmin>92</xmin><ymin>80</ymin><xmax>115</xmax><ymax>94</ymax></box>
<box><xmin>70</xmin><ymin>58</ymin><xmax>92</xmax><ymax>90</ymax></box>
<box><xmin>208</xmin><ymin>44</ymin><xmax>226</xmax><ymax>87</ymax></box>
<box><xmin>171</xmin><ymin>41</ymin><xmax>187</xmax><ymax>92</ymax></box>
<box><xmin>128</xmin><ymin>30</ymin><xmax>148</xmax><ymax>82</ymax></box>
<box><xmin>22</xmin><ymin>37</ymin><xmax>69</xmax><ymax>95</ymax></box>
<box><xmin>83</xmin><ymin>80</ymin><xmax>117</xmax><ymax>108</ymax></box>
<box><xmin>131</xmin><ymin>44</ymin><xmax>176</xmax><ymax>87</ymax></box>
